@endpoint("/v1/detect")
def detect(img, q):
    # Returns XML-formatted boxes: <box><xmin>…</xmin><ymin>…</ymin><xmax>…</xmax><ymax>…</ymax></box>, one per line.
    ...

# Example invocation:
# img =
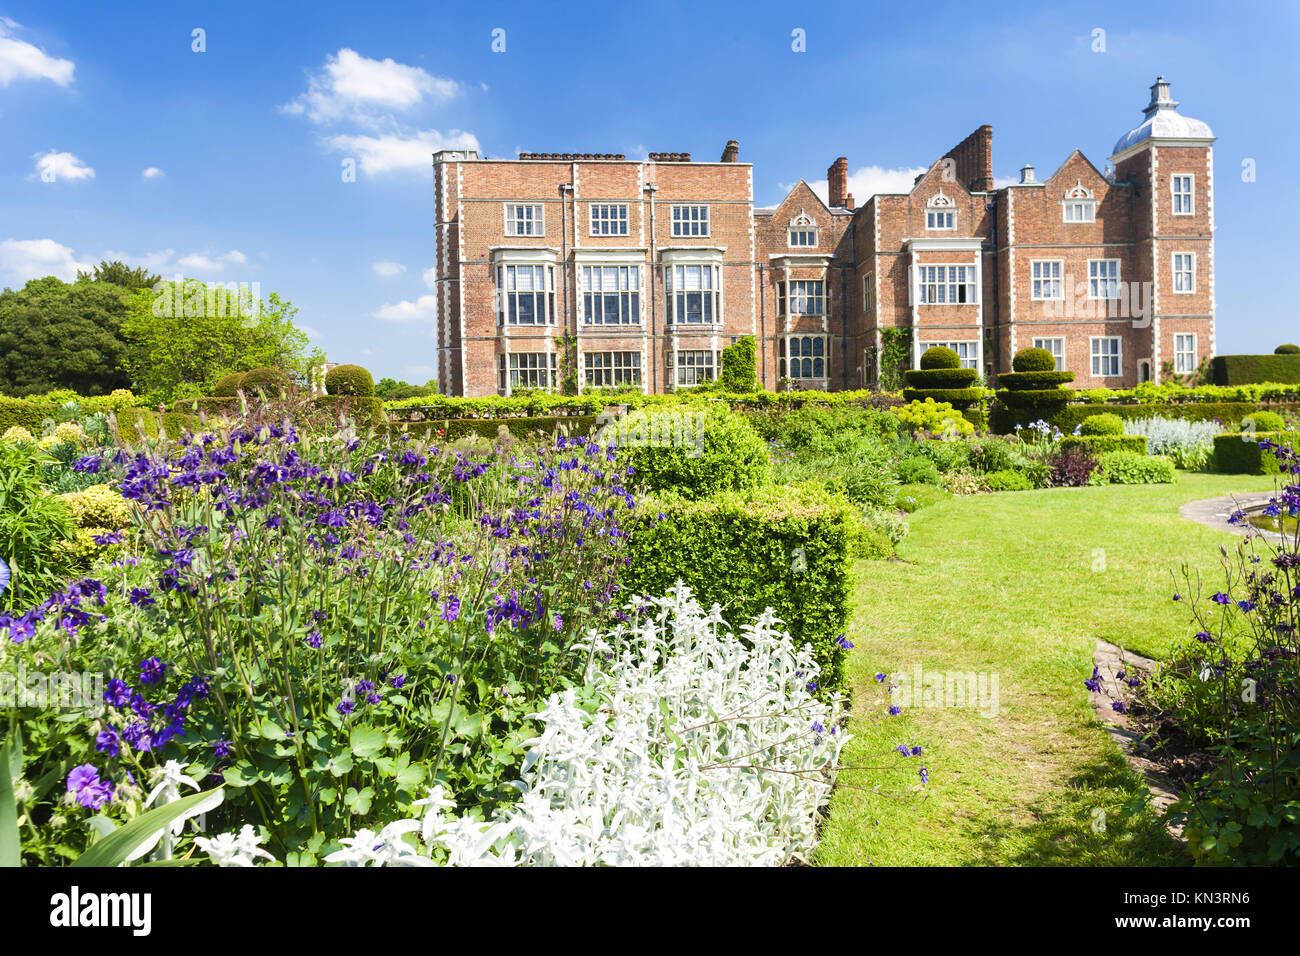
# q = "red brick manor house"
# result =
<box><xmin>431</xmin><ymin>77</ymin><xmax>1215</xmax><ymax>397</ymax></box>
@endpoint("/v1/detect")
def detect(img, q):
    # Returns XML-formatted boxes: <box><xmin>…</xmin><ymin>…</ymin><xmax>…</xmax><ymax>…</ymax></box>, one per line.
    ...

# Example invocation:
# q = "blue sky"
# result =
<box><xmin>1</xmin><ymin>0</ymin><xmax>1296</xmax><ymax>382</ymax></box>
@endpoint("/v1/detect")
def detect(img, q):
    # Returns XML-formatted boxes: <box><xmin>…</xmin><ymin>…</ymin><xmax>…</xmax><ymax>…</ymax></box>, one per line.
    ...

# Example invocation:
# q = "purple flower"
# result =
<box><xmin>336</xmin><ymin>698</ymin><xmax>355</xmax><ymax>716</ymax></box>
<box><xmin>390</xmin><ymin>674</ymin><xmax>407</xmax><ymax>689</ymax></box>
<box><xmin>66</xmin><ymin>764</ymin><xmax>115</xmax><ymax>810</ymax></box>
<box><xmin>441</xmin><ymin>595</ymin><xmax>461</xmax><ymax>623</ymax></box>
<box><xmin>874</xmin><ymin>673</ymin><xmax>886</xmax><ymax>683</ymax></box>
<box><xmin>919</xmin><ymin>767</ymin><xmax>929</xmax><ymax>785</ymax></box>
<box><xmin>95</xmin><ymin>727</ymin><xmax>120</xmax><ymax>757</ymax></box>
<box><xmin>139</xmin><ymin>657</ymin><xmax>166</xmax><ymax>685</ymax></box>
<box><xmin>211</xmin><ymin>738</ymin><xmax>233</xmax><ymax>759</ymax></box>
<box><xmin>104</xmin><ymin>678</ymin><xmax>132</xmax><ymax>708</ymax></box>
<box><xmin>1111</xmin><ymin>700</ymin><xmax>1127</xmax><ymax>714</ymax></box>
<box><xmin>128</xmin><ymin>588</ymin><xmax>156</xmax><ymax>607</ymax></box>
<box><xmin>888</xmin><ymin>705</ymin><xmax>901</xmax><ymax>716</ymax></box>
<box><xmin>834</xmin><ymin>634</ymin><xmax>855</xmax><ymax>650</ymax></box>
<box><xmin>1211</xmin><ymin>592</ymin><xmax>1231</xmax><ymax>605</ymax></box>
<box><xmin>306</xmin><ymin>630</ymin><xmax>322</xmax><ymax>649</ymax></box>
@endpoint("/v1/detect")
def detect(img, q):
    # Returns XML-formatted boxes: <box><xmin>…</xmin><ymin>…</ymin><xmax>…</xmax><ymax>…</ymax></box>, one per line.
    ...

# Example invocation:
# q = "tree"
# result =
<box><xmin>75</xmin><ymin>259</ymin><xmax>161</xmax><ymax>291</ymax></box>
<box><xmin>0</xmin><ymin>277</ymin><xmax>133</xmax><ymax>396</ymax></box>
<box><xmin>121</xmin><ymin>278</ymin><xmax>325</xmax><ymax>402</ymax></box>
<box><xmin>373</xmin><ymin>377</ymin><xmax>408</xmax><ymax>399</ymax></box>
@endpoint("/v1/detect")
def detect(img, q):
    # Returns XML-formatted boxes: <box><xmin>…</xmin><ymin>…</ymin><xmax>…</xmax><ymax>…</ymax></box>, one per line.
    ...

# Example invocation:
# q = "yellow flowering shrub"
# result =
<box><xmin>891</xmin><ymin>398</ymin><xmax>975</xmax><ymax>438</ymax></box>
<box><xmin>56</xmin><ymin>484</ymin><xmax>132</xmax><ymax>529</ymax></box>
<box><xmin>53</xmin><ymin>527</ymin><xmax>118</xmax><ymax>568</ymax></box>
<box><xmin>2</xmin><ymin>425</ymin><xmax>35</xmax><ymax>444</ymax></box>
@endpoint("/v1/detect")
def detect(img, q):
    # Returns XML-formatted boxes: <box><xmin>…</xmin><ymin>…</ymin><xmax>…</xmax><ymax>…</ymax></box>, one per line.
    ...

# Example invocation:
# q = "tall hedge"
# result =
<box><xmin>0</xmin><ymin>397</ymin><xmax>57</xmax><ymax>433</ymax></box>
<box><xmin>718</xmin><ymin>336</ymin><xmax>758</xmax><ymax>392</ymax></box>
<box><xmin>1210</xmin><ymin>354</ymin><xmax>1300</xmax><ymax>386</ymax></box>
<box><xmin>619</xmin><ymin>407</ymin><xmax>771</xmax><ymax>500</ymax></box>
<box><xmin>994</xmin><ymin>401</ymin><xmax>1258</xmax><ymax>434</ymax></box>
<box><xmin>623</xmin><ymin>483</ymin><xmax>855</xmax><ymax>690</ymax></box>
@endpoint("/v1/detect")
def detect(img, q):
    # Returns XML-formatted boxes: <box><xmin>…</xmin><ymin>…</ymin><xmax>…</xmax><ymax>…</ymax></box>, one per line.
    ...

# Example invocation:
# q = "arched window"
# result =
<box><xmin>1062</xmin><ymin>181</ymin><xmax>1097</xmax><ymax>222</ymax></box>
<box><xmin>926</xmin><ymin>191</ymin><xmax>955</xmax><ymax>229</ymax></box>
<box><xmin>789</xmin><ymin>211</ymin><xmax>818</xmax><ymax>247</ymax></box>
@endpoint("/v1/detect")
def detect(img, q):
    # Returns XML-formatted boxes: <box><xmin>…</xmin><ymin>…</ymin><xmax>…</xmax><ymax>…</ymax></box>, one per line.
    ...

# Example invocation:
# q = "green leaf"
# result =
<box><xmin>343</xmin><ymin>786</ymin><xmax>374</xmax><ymax>815</ymax></box>
<box><xmin>72</xmin><ymin>787</ymin><xmax>225</xmax><ymax>868</ymax></box>
<box><xmin>349</xmin><ymin>725</ymin><xmax>387</xmax><ymax>760</ymax></box>
<box><xmin>0</xmin><ymin>728</ymin><xmax>23</xmax><ymax>867</ymax></box>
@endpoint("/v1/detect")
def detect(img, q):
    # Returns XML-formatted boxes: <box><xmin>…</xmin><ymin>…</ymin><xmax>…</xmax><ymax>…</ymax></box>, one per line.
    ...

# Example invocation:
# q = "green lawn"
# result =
<box><xmin>815</xmin><ymin>472</ymin><xmax>1277</xmax><ymax>867</ymax></box>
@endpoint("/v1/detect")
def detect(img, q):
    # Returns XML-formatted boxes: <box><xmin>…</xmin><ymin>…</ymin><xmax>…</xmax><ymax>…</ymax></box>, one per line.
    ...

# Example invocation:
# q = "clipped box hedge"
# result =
<box><xmin>1060</xmin><ymin>434</ymin><xmax>1148</xmax><ymax>455</ymax></box>
<box><xmin>1213</xmin><ymin>432</ymin><xmax>1300</xmax><ymax>474</ymax></box>
<box><xmin>996</xmin><ymin>370</ymin><xmax>1076</xmax><ymax>390</ymax></box>
<box><xmin>623</xmin><ymin>483</ymin><xmax>855</xmax><ymax>690</ymax></box>
<box><xmin>903</xmin><ymin>368</ymin><xmax>978</xmax><ymax>389</ymax></box>
<box><xmin>0</xmin><ymin>397</ymin><xmax>58</xmax><ymax>432</ymax></box>
<box><xmin>1211</xmin><ymin>354</ymin><xmax>1300</xmax><ymax>386</ymax></box>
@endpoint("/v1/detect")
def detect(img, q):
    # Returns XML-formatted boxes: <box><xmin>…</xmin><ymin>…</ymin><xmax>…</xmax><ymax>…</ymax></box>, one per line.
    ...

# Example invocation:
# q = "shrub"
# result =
<box><xmin>995</xmin><ymin>387</ymin><xmax>1079</xmax><ymax>408</ymax></box>
<box><xmin>1079</xmin><ymin>412</ymin><xmax>1124</xmax><ymax>436</ymax></box>
<box><xmin>211</xmin><ymin>372</ymin><xmax>246</xmax><ymax>397</ymax></box>
<box><xmin>994</xmin><ymin>370</ymin><xmax>1075</xmax><ymax>389</ymax></box>
<box><xmin>1277</xmin><ymin>344</ymin><xmax>1300</xmax><ymax>354</ymax></box>
<box><xmin>624</xmin><ymin>484</ymin><xmax>854</xmax><ymax>690</ymax></box>
<box><xmin>895</xmin><ymin>455</ymin><xmax>940</xmax><ymax>486</ymax></box>
<box><xmin>983</xmin><ymin>469</ymin><xmax>1032</xmax><ymax>492</ymax></box>
<box><xmin>1242</xmin><ymin>410</ymin><xmax>1286</xmax><ymax>433</ymax></box>
<box><xmin>1048</xmin><ymin>446</ymin><xmax>1099</xmax><ymax>486</ymax></box>
<box><xmin>895</xmin><ymin>483</ymin><xmax>951</xmax><ymax>512</ymax></box>
<box><xmin>240</xmin><ymin>367</ymin><xmax>291</xmax><ymax>395</ymax></box>
<box><xmin>902</xmin><ymin>368</ymin><xmax>978</xmax><ymax>389</ymax></box>
<box><xmin>1122</xmin><ymin>416</ymin><xmax>1218</xmax><ymax>470</ymax></box>
<box><xmin>892</xmin><ymin>398</ymin><xmax>974</xmax><ymax>437</ymax></box>
<box><xmin>325</xmin><ymin>364</ymin><xmax>376</xmax><ymax>397</ymax></box>
<box><xmin>0</xmin><ymin>396</ymin><xmax>56</xmax><ymax>434</ymax></box>
<box><xmin>0</xmin><ymin>442</ymin><xmax>79</xmax><ymax>607</ymax></box>
<box><xmin>1012</xmin><ymin>347</ymin><xmax>1058</xmax><ymax>372</ymax></box>
<box><xmin>620</xmin><ymin>407</ymin><xmax>770</xmax><ymax>500</ymax></box>
<box><xmin>900</xmin><ymin>386</ymin><xmax>983</xmax><ymax>410</ymax></box>
<box><xmin>718</xmin><ymin>336</ymin><xmax>758</xmax><ymax>392</ymax></box>
<box><xmin>968</xmin><ymin>439</ymin><xmax>1017</xmax><ymax>474</ymax></box>
<box><xmin>1213</xmin><ymin>432</ymin><xmax>1300</xmax><ymax>474</ymax></box>
<box><xmin>1095</xmin><ymin>451</ymin><xmax>1175</xmax><ymax>484</ymax></box>
<box><xmin>2</xmin><ymin>426</ymin><xmax>35</xmax><ymax>444</ymax></box>
<box><xmin>920</xmin><ymin>346</ymin><xmax>960</xmax><ymax>370</ymax></box>
<box><xmin>312</xmin><ymin>395</ymin><xmax>386</xmax><ymax>430</ymax></box>
<box><xmin>56</xmin><ymin>484</ymin><xmax>131</xmax><ymax>529</ymax></box>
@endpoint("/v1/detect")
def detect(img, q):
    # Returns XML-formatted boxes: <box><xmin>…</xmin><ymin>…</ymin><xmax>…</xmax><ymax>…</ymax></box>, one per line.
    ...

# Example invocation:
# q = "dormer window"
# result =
<box><xmin>789</xmin><ymin>212</ymin><xmax>818</xmax><ymax>247</ymax></box>
<box><xmin>925</xmin><ymin>192</ymin><xmax>955</xmax><ymax>230</ymax></box>
<box><xmin>1062</xmin><ymin>181</ymin><xmax>1097</xmax><ymax>223</ymax></box>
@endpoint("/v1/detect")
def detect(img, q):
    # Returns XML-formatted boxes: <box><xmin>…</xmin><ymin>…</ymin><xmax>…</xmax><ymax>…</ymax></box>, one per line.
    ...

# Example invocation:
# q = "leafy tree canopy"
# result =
<box><xmin>75</xmin><ymin>259</ymin><xmax>162</xmax><ymax>291</ymax></box>
<box><xmin>0</xmin><ymin>276</ymin><xmax>134</xmax><ymax>396</ymax></box>
<box><xmin>122</xmin><ymin>278</ymin><xmax>325</xmax><ymax>403</ymax></box>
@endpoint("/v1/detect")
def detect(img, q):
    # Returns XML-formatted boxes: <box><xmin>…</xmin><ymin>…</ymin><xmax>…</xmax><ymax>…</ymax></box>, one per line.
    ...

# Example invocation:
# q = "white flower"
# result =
<box><xmin>196</xmin><ymin>825</ymin><xmax>275</xmax><ymax>867</ymax></box>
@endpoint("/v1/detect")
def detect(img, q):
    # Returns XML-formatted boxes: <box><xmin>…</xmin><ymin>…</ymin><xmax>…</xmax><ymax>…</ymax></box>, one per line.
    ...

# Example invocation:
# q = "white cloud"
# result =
<box><xmin>372</xmin><ymin>260</ymin><xmax>406</xmax><ymax>277</ymax></box>
<box><xmin>175</xmin><ymin>250</ymin><xmax>248</xmax><ymax>273</ymax></box>
<box><xmin>791</xmin><ymin>164</ymin><xmax>929</xmax><ymax>207</ymax></box>
<box><xmin>0</xmin><ymin>238</ymin><xmax>91</xmax><ymax>285</ymax></box>
<box><xmin>299</xmin><ymin>324</ymin><xmax>322</xmax><ymax>340</ymax></box>
<box><xmin>141</xmin><ymin>167</ymin><xmax>165</xmax><ymax>180</ymax></box>
<box><xmin>325</xmin><ymin>129</ymin><xmax>479</xmax><ymax>174</ymax></box>
<box><xmin>283</xmin><ymin>48</ymin><xmax>458</xmax><ymax>126</ymax></box>
<box><xmin>32</xmin><ymin>149</ymin><xmax>94</xmax><ymax>182</ymax></box>
<box><xmin>421</xmin><ymin>266</ymin><xmax>437</xmax><ymax>289</ymax></box>
<box><xmin>0</xmin><ymin>19</ymin><xmax>75</xmax><ymax>87</ymax></box>
<box><xmin>372</xmin><ymin>294</ymin><xmax>438</xmax><ymax>322</ymax></box>
<box><xmin>993</xmin><ymin>174</ymin><xmax>1021</xmax><ymax>189</ymax></box>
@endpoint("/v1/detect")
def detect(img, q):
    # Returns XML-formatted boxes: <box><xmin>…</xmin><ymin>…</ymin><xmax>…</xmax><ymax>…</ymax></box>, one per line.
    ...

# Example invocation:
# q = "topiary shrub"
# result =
<box><xmin>1242</xmin><ymin>411</ymin><xmax>1286</xmax><ymax>433</ymax></box>
<box><xmin>994</xmin><ymin>370</ymin><xmax>1074</xmax><ymax>390</ymax></box>
<box><xmin>325</xmin><ymin>364</ymin><xmax>376</xmax><ymax>397</ymax></box>
<box><xmin>620</xmin><ymin>407</ymin><xmax>771</xmax><ymax>500</ymax></box>
<box><xmin>1276</xmin><ymin>344</ymin><xmax>1300</xmax><ymax>354</ymax></box>
<box><xmin>1079</xmin><ymin>412</ymin><xmax>1125</xmax><ymax>436</ymax></box>
<box><xmin>1012</xmin><ymin>347</ymin><xmax>1058</xmax><ymax>373</ymax></box>
<box><xmin>240</xmin><ymin>367</ymin><xmax>291</xmax><ymax>396</ymax></box>
<box><xmin>920</xmin><ymin>346</ymin><xmax>961</xmax><ymax>370</ymax></box>
<box><xmin>212</xmin><ymin>372</ymin><xmax>246</xmax><ymax>397</ymax></box>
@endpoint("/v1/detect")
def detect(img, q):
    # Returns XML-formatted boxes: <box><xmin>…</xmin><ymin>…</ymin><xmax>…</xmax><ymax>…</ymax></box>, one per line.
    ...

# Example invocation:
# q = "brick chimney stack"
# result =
<box><xmin>828</xmin><ymin>156</ymin><xmax>849</xmax><ymax>208</ymax></box>
<box><xmin>721</xmin><ymin>140</ymin><xmax>739</xmax><ymax>163</ymax></box>
<box><xmin>844</xmin><ymin>192</ymin><xmax>855</xmax><ymax>211</ymax></box>
<box><xmin>943</xmin><ymin>125</ymin><xmax>994</xmax><ymax>192</ymax></box>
